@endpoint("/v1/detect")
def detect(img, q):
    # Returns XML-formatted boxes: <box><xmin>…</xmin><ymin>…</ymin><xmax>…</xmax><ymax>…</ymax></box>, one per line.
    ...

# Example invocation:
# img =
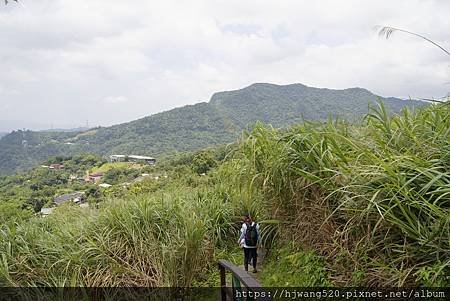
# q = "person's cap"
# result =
<box><xmin>244</xmin><ymin>213</ymin><xmax>251</xmax><ymax>218</ymax></box>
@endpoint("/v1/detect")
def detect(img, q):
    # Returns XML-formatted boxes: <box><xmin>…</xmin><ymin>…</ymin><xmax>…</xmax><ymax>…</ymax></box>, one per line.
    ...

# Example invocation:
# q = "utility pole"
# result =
<box><xmin>21</xmin><ymin>128</ymin><xmax>28</xmax><ymax>148</ymax></box>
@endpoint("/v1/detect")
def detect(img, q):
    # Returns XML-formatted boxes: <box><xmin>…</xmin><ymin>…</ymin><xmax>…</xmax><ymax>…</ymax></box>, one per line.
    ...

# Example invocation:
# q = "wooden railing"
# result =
<box><xmin>218</xmin><ymin>259</ymin><xmax>270</xmax><ymax>301</ymax></box>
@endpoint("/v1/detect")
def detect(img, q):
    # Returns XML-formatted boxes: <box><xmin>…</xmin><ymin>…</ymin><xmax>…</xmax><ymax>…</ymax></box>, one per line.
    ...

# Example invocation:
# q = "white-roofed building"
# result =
<box><xmin>109</xmin><ymin>155</ymin><xmax>156</xmax><ymax>165</ymax></box>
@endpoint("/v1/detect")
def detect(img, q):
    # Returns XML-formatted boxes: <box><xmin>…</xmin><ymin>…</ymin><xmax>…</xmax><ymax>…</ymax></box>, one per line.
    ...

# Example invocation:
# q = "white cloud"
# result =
<box><xmin>101</xmin><ymin>96</ymin><xmax>129</xmax><ymax>104</ymax></box>
<box><xmin>0</xmin><ymin>0</ymin><xmax>449</xmax><ymax>130</ymax></box>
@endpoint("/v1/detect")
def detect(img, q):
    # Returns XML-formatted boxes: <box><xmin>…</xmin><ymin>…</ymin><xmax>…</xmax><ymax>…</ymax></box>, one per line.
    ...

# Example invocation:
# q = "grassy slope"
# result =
<box><xmin>221</xmin><ymin>101</ymin><xmax>449</xmax><ymax>286</ymax></box>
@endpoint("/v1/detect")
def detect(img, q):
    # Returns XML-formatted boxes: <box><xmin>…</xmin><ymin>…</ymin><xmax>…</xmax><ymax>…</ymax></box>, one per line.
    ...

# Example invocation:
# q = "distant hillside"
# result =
<box><xmin>209</xmin><ymin>83</ymin><xmax>420</xmax><ymax>128</ymax></box>
<box><xmin>0</xmin><ymin>132</ymin><xmax>7</xmax><ymax>139</ymax></box>
<box><xmin>443</xmin><ymin>92</ymin><xmax>450</xmax><ymax>101</ymax></box>
<box><xmin>40</xmin><ymin>127</ymin><xmax>91</xmax><ymax>133</ymax></box>
<box><xmin>0</xmin><ymin>83</ymin><xmax>427</xmax><ymax>175</ymax></box>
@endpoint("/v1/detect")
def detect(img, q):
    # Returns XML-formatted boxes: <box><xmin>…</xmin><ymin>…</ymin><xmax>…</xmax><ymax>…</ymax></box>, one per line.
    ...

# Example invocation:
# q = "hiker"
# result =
<box><xmin>238</xmin><ymin>213</ymin><xmax>260</xmax><ymax>273</ymax></box>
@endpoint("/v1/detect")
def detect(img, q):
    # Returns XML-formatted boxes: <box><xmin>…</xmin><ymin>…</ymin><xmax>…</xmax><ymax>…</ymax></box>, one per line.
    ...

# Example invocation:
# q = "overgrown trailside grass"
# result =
<box><xmin>260</xmin><ymin>245</ymin><xmax>331</xmax><ymax>287</ymax></box>
<box><xmin>192</xmin><ymin>247</ymin><xmax>243</xmax><ymax>287</ymax></box>
<box><xmin>220</xmin><ymin>101</ymin><xmax>450</xmax><ymax>286</ymax></box>
<box><xmin>0</xmin><ymin>182</ymin><xmax>239</xmax><ymax>287</ymax></box>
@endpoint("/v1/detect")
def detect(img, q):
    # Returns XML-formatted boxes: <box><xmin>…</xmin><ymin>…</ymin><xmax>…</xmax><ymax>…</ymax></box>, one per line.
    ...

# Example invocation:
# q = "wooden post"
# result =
<box><xmin>219</xmin><ymin>263</ymin><xmax>226</xmax><ymax>301</ymax></box>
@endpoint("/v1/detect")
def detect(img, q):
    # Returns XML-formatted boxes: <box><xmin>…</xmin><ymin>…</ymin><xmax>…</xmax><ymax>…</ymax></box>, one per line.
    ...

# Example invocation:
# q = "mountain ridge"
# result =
<box><xmin>0</xmin><ymin>83</ymin><xmax>427</xmax><ymax>175</ymax></box>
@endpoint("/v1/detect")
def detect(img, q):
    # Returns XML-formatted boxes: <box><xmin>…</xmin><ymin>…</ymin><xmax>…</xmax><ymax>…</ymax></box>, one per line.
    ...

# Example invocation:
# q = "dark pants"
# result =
<box><xmin>243</xmin><ymin>247</ymin><xmax>257</xmax><ymax>271</ymax></box>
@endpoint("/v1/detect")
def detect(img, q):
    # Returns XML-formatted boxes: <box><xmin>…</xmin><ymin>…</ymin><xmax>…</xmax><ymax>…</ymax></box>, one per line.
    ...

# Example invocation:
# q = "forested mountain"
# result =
<box><xmin>0</xmin><ymin>132</ymin><xmax>6</xmax><ymax>139</ymax></box>
<box><xmin>209</xmin><ymin>83</ymin><xmax>421</xmax><ymax>127</ymax></box>
<box><xmin>0</xmin><ymin>83</ymin><xmax>426</xmax><ymax>175</ymax></box>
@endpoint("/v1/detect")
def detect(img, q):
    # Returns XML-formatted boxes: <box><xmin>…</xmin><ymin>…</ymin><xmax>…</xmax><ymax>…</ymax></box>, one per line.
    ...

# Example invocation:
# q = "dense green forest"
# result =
<box><xmin>0</xmin><ymin>101</ymin><xmax>447</xmax><ymax>290</ymax></box>
<box><xmin>0</xmin><ymin>83</ymin><xmax>426</xmax><ymax>175</ymax></box>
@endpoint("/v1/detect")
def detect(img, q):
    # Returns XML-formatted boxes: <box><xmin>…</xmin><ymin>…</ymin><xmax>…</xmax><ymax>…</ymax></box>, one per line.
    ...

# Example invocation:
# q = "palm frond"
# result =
<box><xmin>375</xmin><ymin>25</ymin><xmax>450</xmax><ymax>56</ymax></box>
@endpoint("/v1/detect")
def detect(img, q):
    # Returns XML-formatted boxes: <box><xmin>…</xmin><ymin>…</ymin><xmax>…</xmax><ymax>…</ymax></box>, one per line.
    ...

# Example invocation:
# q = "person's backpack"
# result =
<box><xmin>244</xmin><ymin>223</ymin><xmax>258</xmax><ymax>247</ymax></box>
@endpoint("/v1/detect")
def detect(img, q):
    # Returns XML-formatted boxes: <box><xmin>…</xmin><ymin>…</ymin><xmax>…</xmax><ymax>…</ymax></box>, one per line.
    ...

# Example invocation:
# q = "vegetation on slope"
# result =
<box><xmin>0</xmin><ymin>186</ymin><xmax>231</xmax><ymax>287</ymax></box>
<box><xmin>0</xmin><ymin>83</ymin><xmax>426</xmax><ymax>175</ymax></box>
<box><xmin>0</xmin><ymin>100</ymin><xmax>447</xmax><ymax>288</ymax></box>
<box><xmin>260</xmin><ymin>245</ymin><xmax>331</xmax><ymax>287</ymax></box>
<box><xmin>0</xmin><ymin>154</ymin><xmax>105</xmax><ymax>225</ymax></box>
<box><xmin>221</xmin><ymin>101</ymin><xmax>449</xmax><ymax>286</ymax></box>
<box><xmin>209</xmin><ymin>83</ymin><xmax>423</xmax><ymax>128</ymax></box>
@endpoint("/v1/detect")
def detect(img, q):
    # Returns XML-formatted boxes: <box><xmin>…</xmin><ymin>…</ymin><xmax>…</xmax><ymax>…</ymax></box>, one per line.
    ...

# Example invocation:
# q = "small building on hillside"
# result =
<box><xmin>53</xmin><ymin>192</ymin><xmax>85</xmax><ymax>206</ymax></box>
<box><xmin>133</xmin><ymin>176</ymin><xmax>146</xmax><ymax>183</ymax></box>
<box><xmin>99</xmin><ymin>183</ymin><xmax>112</xmax><ymax>188</ymax></box>
<box><xmin>109</xmin><ymin>155</ymin><xmax>126</xmax><ymax>162</ymax></box>
<box><xmin>49</xmin><ymin>163</ymin><xmax>65</xmax><ymax>170</ymax></box>
<box><xmin>109</xmin><ymin>154</ymin><xmax>156</xmax><ymax>165</ymax></box>
<box><xmin>85</xmin><ymin>172</ymin><xmax>104</xmax><ymax>183</ymax></box>
<box><xmin>40</xmin><ymin>207</ymin><xmax>55</xmax><ymax>216</ymax></box>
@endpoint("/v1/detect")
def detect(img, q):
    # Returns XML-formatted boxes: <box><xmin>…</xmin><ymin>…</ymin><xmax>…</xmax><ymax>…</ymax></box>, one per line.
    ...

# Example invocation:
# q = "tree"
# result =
<box><xmin>86</xmin><ymin>186</ymin><xmax>102</xmax><ymax>202</ymax></box>
<box><xmin>191</xmin><ymin>150</ymin><xmax>217</xmax><ymax>175</ymax></box>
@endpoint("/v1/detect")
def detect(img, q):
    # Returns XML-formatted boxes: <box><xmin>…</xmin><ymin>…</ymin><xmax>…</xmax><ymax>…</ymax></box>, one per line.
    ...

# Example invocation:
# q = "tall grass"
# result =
<box><xmin>221</xmin><ymin>101</ymin><xmax>449</xmax><ymax>286</ymax></box>
<box><xmin>0</xmin><ymin>101</ymin><xmax>448</xmax><ymax>287</ymax></box>
<box><xmin>0</xmin><ymin>184</ymin><xmax>238</xmax><ymax>287</ymax></box>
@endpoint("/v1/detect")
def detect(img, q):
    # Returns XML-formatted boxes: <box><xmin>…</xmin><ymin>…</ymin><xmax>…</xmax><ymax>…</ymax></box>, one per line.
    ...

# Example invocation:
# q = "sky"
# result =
<box><xmin>0</xmin><ymin>0</ymin><xmax>449</xmax><ymax>131</ymax></box>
